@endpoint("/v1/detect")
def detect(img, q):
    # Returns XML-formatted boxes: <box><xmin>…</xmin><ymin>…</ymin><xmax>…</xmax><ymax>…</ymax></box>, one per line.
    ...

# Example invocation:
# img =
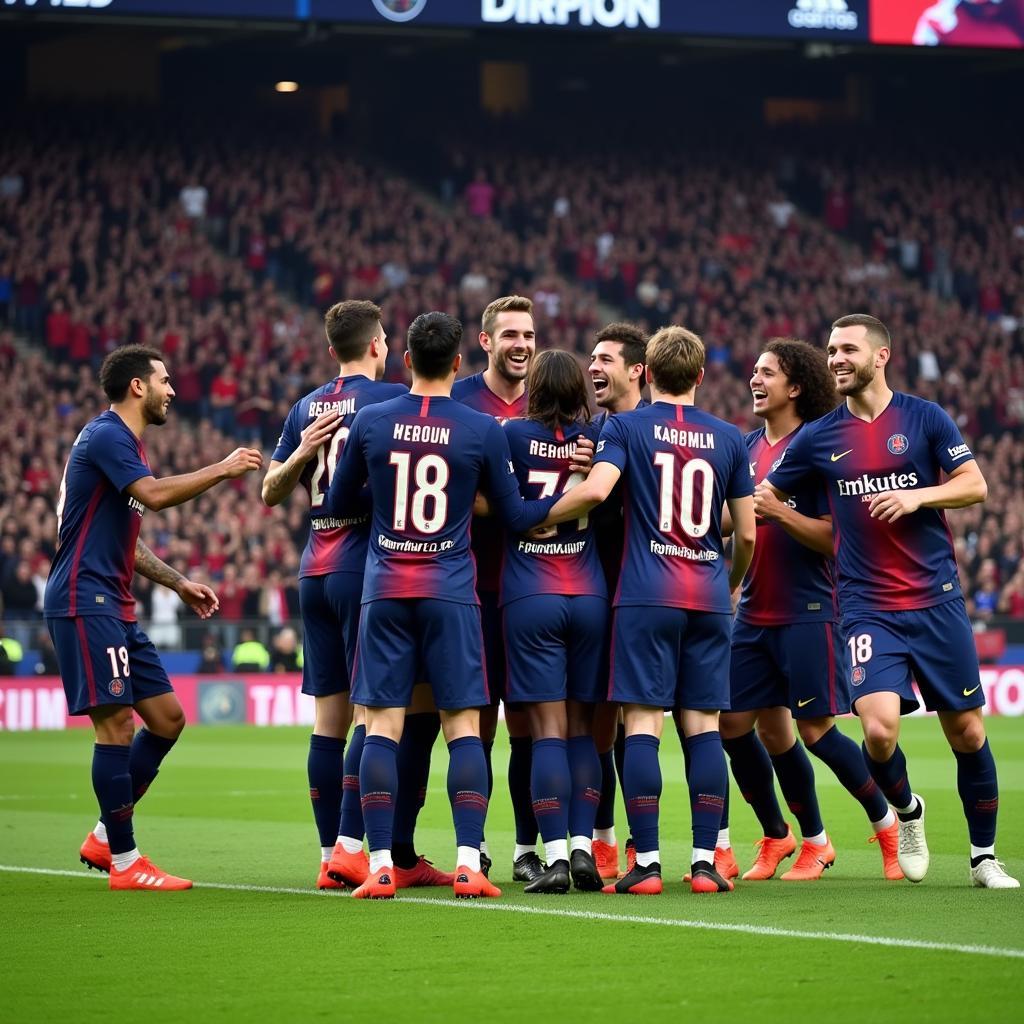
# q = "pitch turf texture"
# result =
<box><xmin>2</xmin><ymin>719</ymin><xmax>1021</xmax><ymax>1023</ymax></box>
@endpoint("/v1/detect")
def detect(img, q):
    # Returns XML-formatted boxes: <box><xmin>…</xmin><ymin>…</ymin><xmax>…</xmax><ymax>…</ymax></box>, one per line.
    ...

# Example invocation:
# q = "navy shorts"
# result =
<box><xmin>730</xmin><ymin>619</ymin><xmax>849</xmax><ymax>718</ymax></box>
<box><xmin>503</xmin><ymin>594</ymin><xmax>609</xmax><ymax>705</ymax></box>
<box><xmin>610</xmin><ymin>605</ymin><xmax>731</xmax><ymax>711</ymax></box>
<box><xmin>352</xmin><ymin>598</ymin><xmax>489</xmax><ymax>711</ymax></box>
<box><xmin>299</xmin><ymin>572</ymin><xmax>362</xmax><ymax>697</ymax></box>
<box><xmin>479</xmin><ymin>591</ymin><xmax>506</xmax><ymax>705</ymax></box>
<box><xmin>46</xmin><ymin>616</ymin><xmax>173</xmax><ymax>716</ymax></box>
<box><xmin>843</xmin><ymin>599</ymin><xmax>984</xmax><ymax>715</ymax></box>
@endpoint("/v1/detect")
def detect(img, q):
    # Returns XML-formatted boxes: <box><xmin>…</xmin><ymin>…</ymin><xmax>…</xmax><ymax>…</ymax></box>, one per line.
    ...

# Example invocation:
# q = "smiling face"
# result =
<box><xmin>749</xmin><ymin>351</ymin><xmax>798</xmax><ymax>419</ymax></box>
<box><xmin>482</xmin><ymin>310</ymin><xmax>535</xmax><ymax>384</ymax></box>
<box><xmin>141</xmin><ymin>360</ymin><xmax>174</xmax><ymax>425</ymax></box>
<box><xmin>827</xmin><ymin>325</ymin><xmax>886</xmax><ymax>396</ymax></box>
<box><xmin>590</xmin><ymin>339</ymin><xmax>640</xmax><ymax>411</ymax></box>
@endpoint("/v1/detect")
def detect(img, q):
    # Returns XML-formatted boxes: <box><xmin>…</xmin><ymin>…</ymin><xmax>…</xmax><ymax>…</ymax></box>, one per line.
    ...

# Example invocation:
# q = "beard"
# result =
<box><xmin>143</xmin><ymin>389</ymin><xmax>169</xmax><ymax>425</ymax></box>
<box><xmin>494</xmin><ymin>348</ymin><xmax>531</xmax><ymax>382</ymax></box>
<box><xmin>835</xmin><ymin>361</ymin><xmax>876</xmax><ymax>395</ymax></box>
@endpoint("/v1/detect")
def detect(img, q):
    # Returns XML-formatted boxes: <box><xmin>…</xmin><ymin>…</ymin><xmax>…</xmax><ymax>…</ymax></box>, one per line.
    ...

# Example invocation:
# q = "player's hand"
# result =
<box><xmin>177</xmin><ymin>580</ymin><xmax>220</xmax><ymax>619</ymax></box>
<box><xmin>219</xmin><ymin>447</ymin><xmax>264</xmax><ymax>478</ymax></box>
<box><xmin>730</xmin><ymin>587</ymin><xmax>741</xmax><ymax>614</ymax></box>
<box><xmin>753</xmin><ymin>482</ymin><xmax>787</xmax><ymax>522</ymax></box>
<box><xmin>868</xmin><ymin>490</ymin><xmax>921</xmax><ymax>523</ymax></box>
<box><xmin>296</xmin><ymin>409</ymin><xmax>342</xmax><ymax>463</ymax></box>
<box><xmin>569</xmin><ymin>436</ymin><xmax>595</xmax><ymax>476</ymax></box>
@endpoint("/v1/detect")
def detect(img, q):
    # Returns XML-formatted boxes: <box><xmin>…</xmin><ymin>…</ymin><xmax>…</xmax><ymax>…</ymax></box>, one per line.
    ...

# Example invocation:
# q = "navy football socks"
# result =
<box><xmin>307</xmin><ymin>734</ymin><xmax>346</xmax><ymax>849</ymax></box>
<box><xmin>595</xmin><ymin>747</ymin><xmax>617</xmax><ymax>831</ymax></box>
<box><xmin>623</xmin><ymin>734</ymin><xmax>661</xmax><ymax>854</ymax></box>
<box><xmin>531</xmin><ymin>738</ymin><xmax>570</xmax><ymax>844</ymax></box>
<box><xmin>613</xmin><ymin>721</ymin><xmax>626</xmax><ymax>794</ymax></box>
<box><xmin>685</xmin><ymin>732</ymin><xmax>728</xmax><ymax>852</ymax></box>
<box><xmin>128</xmin><ymin>728</ymin><xmax>177</xmax><ymax>803</ymax></box>
<box><xmin>392</xmin><ymin>712</ymin><xmax>440</xmax><ymax>866</ymax></box>
<box><xmin>953</xmin><ymin>739</ymin><xmax>998</xmax><ymax>848</ymax></box>
<box><xmin>722</xmin><ymin>730</ymin><xmax>787</xmax><ymax>839</ymax></box>
<box><xmin>567</xmin><ymin>735</ymin><xmax>601</xmax><ymax>840</ymax></box>
<box><xmin>770</xmin><ymin>742</ymin><xmax>824</xmax><ymax>839</ymax></box>
<box><xmin>447</xmin><ymin>736</ymin><xmax>489</xmax><ymax>851</ymax></box>
<box><xmin>92</xmin><ymin>744</ymin><xmax>135</xmax><ymax>855</ymax></box>
<box><xmin>863</xmin><ymin>741</ymin><xmax>916</xmax><ymax>813</ymax></box>
<box><xmin>359</xmin><ymin>735</ymin><xmax>398</xmax><ymax>854</ymax></box>
<box><xmin>338</xmin><ymin>724</ymin><xmax>366</xmax><ymax>841</ymax></box>
<box><xmin>808</xmin><ymin>726</ymin><xmax>889</xmax><ymax>822</ymax></box>
<box><xmin>509</xmin><ymin>735</ymin><xmax>538</xmax><ymax>846</ymax></box>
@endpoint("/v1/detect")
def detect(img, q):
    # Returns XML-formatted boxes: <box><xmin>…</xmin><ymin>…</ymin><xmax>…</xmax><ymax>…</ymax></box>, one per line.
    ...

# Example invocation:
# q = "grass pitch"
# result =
<box><xmin>2</xmin><ymin>718</ymin><xmax>1021</xmax><ymax>1023</ymax></box>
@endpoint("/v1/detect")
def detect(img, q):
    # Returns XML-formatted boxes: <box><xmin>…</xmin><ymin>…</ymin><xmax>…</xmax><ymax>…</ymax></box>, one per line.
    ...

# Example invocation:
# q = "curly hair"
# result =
<box><xmin>764</xmin><ymin>338</ymin><xmax>839</xmax><ymax>423</ymax></box>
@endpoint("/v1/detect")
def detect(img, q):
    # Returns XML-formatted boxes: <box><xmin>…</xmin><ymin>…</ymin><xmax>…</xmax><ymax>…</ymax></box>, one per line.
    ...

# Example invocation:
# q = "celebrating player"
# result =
<box><xmin>540</xmin><ymin>326</ymin><xmax>756</xmax><ymax>895</ymax></box>
<box><xmin>720</xmin><ymin>338</ymin><xmax>902</xmax><ymax>883</ymax></box>
<box><xmin>767</xmin><ymin>314</ymin><xmax>1018</xmax><ymax>889</ymax></box>
<box><xmin>326</xmin><ymin>311</ymin><xmax>558</xmax><ymax>899</ymax></box>
<box><xmin>46</xmin><ymin>345</ymin><xmax>262</xmax><ymax>891</ymax></box>
<box><xmin>501</xmin><ymin>350</ymin><xmax>606</xmax><ymax>893</ymax></box>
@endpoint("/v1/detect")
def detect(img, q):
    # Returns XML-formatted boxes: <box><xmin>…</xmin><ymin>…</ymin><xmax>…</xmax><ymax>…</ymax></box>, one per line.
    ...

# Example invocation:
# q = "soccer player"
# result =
<box><xmin>501</xmin><ymin>350</ymin><xmax>606</xmax><ymax>893</ymax></box>
<box><xmin>325</xmin><ymin>311</ymin><xmax>558</xmax><ymax>899</ymax></box>
<box><xmin>720</xmin><ymin>338</ymin><xmax>902</xmax><ymax>883</ymax></box>
<box><xmin>767</xmin><ymin>314</ymin><xmax>1018</xmax><ymax>889</ymax></box>
<box><xmin>587</xmin><ymin>322</ymin><xmax>648</xmax><ymax>880</ymax></box>
<box><xmin>540</xmin><ymin>326</ymin><xmax>756</xmax><ymax>894</ymax></box>
<box><xmin>264</xmin><ymin>300</ymin><xmax>452</xmax><ymax>891</ymax></box>
<box><xmin>45</xmin><ymin>345</ymin><xmax>262</xmax><ymax>891</ymax></box>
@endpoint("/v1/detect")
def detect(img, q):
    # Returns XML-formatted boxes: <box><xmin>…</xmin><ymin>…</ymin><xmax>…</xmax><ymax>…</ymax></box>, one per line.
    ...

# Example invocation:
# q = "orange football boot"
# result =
<box><xmin>327</xmin><ymin>843</ymin><xmax>370</xmax><ymax>886</ymax></box>
<box><xmin>683</xmin><ymin>847</ymin><xmax>739</xmax><ymax>882</ymax></box>
<box><xmin>109</xmin><ymin>856</ymin><xmax>192</xmax><ymax>891</ymax></box>
<box><xmin>781</xmin><ymin>836</ymin><xmax>837</xmax><ymax>880</ymax></box>
<box><xmin>868</xmin><ymin>821</ymin><xmax>905</xmax><ymax>880</ymax></box>
<box><xmin>80</xmin><ymin>831</ymin><xmax>111</xmax><ymax>873</ymax></box>
<box><xmin>741</xmin><ymin>826</ymin><xmax>797</xmax><ymax>880</ymax></box>
<box><xmin>454</xmin><ymin>866</ymin><xmax>502</xmax><ymax>898</ymax></box>
<box><xmin>602</xmin><ymin>863</ymin><xmax>663</xmax><ymax>895</ymax></box>
<box><xmin>617</xmin><ymin>841</ymin><xmax>637</xmax><ymax>879</ymax></box>
<box><xmin>317</xmin><ymin>862</ymin><xmax>346</xmax><ymax>890</ymax></box>
<box><xmin>395</xmin><ymin>857</ymin><xmax>455</xmax><ymax>888</ymax></box>
<box><xmin>351</xmin><ymin>866</ymin><xmax>397</xmax><ymax>899</ymax></box>
<box><xmin>592</xmin><ymin>839</ymin><xmax>620</xmax><ymax>880</ymax></box>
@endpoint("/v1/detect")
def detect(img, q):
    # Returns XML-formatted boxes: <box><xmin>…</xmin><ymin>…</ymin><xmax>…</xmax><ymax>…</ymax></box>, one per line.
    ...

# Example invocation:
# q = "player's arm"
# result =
<box><xmin>753</xmin><ymin>482</ymin><xmax>834</xmax><ymax>557</ymax></box>
<box><xmin>727</xmin><ymin>494</ymin><xmax>756</xmax><ymax>592</ymax></box>
<box><xmin>869</xmin><ymin>460</ymin><xmax>986</xmax><ymax>523</ymax></box>
<box><xmin>541</xmin><ymin>462</ymin><xmax>620</xmax><ymax>527</ymax></box>
<box><xmin>263</xmin><ymin>409</ymin><xmax>341</xmax><ymax>506</ymax></box>
<box><xmin>128</xmin><ymin>448</ymin><xmax>263</xmax><ymax>512</ymax></box>
<box><xmin>134</xmin><ymin>539</ymin><xmax>219</xmax><ymax>619</ymax></box>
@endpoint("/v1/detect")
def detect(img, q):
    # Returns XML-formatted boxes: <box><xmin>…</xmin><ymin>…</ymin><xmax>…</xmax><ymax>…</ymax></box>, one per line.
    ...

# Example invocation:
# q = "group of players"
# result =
<box><xmin>47</xmin><ymin>293</ymin><xmax>1018</xmax><ymax>894</ymax></box>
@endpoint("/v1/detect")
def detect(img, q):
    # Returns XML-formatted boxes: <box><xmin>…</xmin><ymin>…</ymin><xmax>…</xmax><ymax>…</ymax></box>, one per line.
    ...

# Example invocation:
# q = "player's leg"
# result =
<box><xmin>591</xmin><ymin>700</ymin><xmax>621</xmax><ymax>878</ymax></box>
<box><xmin>307</xmin><ymin>693</ymin><xmax>350</xmax><ymax>889</ymax></box>
<box><xmin>523</xmin><ymin>699</ymin><xmax>571</xmax><ymax>893</ymax></box>
<box><xmin>506</xmin><ymin>704</ymin><xmax>538</xmax><ymax>871</ymax></box>
<box><xmin>331</xmin><ymin>703</ymin><xmax>369</xmax><ymax>884</ymax></box>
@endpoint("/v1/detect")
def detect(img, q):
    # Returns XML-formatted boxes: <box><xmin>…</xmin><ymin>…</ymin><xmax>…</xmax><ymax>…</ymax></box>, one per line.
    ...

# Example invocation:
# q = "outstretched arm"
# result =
<box><xmin>128</xmin><ymin>448</ymin><xmax>263</xmax><ymax>512</ymax></box>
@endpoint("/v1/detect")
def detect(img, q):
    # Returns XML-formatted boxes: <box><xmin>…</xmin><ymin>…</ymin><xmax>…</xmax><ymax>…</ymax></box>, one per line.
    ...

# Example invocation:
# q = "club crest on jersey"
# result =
<box><xmin>108</xmin><ymin>678</ymin><xmax>125</xmax><ymax>697</ymax></box>
<box><xmin>851</xmin><ymin>667</ymin><xmax>866</xmax><ymax>686</ymax></box>
<box><xmin>887</xmin><ymin>433</ymin><xmax>909</xmax><ymax>455</ymax></box>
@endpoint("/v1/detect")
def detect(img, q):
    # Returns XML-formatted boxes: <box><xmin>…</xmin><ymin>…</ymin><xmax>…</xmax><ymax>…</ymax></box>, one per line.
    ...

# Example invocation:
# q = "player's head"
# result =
<box><xmin>828</xmin><ymin>314</ymin><xmax>891</xmax><ymax>396</ymax></box>
<box><xmin>645</xmin><ymin>325</ymin><xmax>705</xmax><ymax>398</ymax></box>
<box><xmin>527</xmin><ymin>350</ymin><xmax>592</xmax><ymax>431</ymax></box>
<box><xmin>324</xmin><ymin>299</ymin><xmax>388</xmax><ymax>379</ymax></box>
<box><xmin>480</xmin><ymin>295</ymin><xmax>535</xmax><ymax>384</ymax></box>
<box><xmin>590</xmin><ymin>322</ymin><xmax>646</xmax><ymax>412</ymax></box>
<box><xmin>99</xmin><ymin>345</ymin><xmax>173</xmax><ymax>425</ymax></box>
<box><xmin>752</xmin><ymin>338</ymin><xmax>839</xmax><ymax>423</ymax></box>
<box><xmin>406</xmin><ymin>311</ymin><xmax>463</xmax><ymax>381</ymax></box>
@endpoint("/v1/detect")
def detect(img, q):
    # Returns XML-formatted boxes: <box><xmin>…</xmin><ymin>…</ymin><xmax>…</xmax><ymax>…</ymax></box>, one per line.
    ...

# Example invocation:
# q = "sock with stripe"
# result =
<box><xmin>338</xmin><ymin>724</ymin><xmax>366</xmax><ymax>845</ymax></box>
<box><xmin>863</xmin><ymin>741</ymin><xmax>916</xmax><ymax>814</ymax></box>
<box><xmin>770</xmin><ymin>742</ymin><xmax>824</xmax><ymax>839</ymax></box>
<box><xmin>953</xmin><ymin>740</ymin><xmax>998</xmax><ymax>848</ymax></box>
<box><xmin>807</xmin><ymin>725</ymin><xmax>890</xmax><ymax>824</ymax></box>
<box><xmin>685</xmin><ymin>731</ymin><xmax>728</xmax><ymax>852</ymax></box>
<box><xmin>307</xmin><ymin>733</ymin><xmax>345</xmax><ymax>850</ymax></box>
<box><xmin>531</xmin><ymin>738</ymin><xmax>570</xmax><ymax>856</ymax></box>
<box><xmin>359</xmin><ymin>735</ymin><xmax>398</xmax><ymax>855</ymax></box>
<box><xmin>392</xmin><ymin>712</ymin><xmax>440</xmax><ymax>869</ymax></box>
<box><xmin>447</xmin><ymin>736</ymin><xmax>489</xmax><ymax>855</ymax></box>
<box><xmin>509</xmin><ymin>735</ymin><xmax>538</xmax><ymax>847</ymax></box>
<box><xmin>623</xmin><ymin>734</ymin><xmax>661</xmax><ymax>855</ymax></box>
<box><xmin>595</xmin><ymin>747</ymin><xmax>617</xmax><ymax>832</ymax></box>
<box><xmin>567</xmin><ymin>735</ymin><xmax>601</xmax><ymax>847</ymax></box>
<box><xmin>723</xmin><ymin>730</ymin><xmax>787</xmax><ymax>839</ymax></box>
<box><xmin>92</xmin><ymin>743</ymin><xmax>135</xmax><ymax>856</ymax></box>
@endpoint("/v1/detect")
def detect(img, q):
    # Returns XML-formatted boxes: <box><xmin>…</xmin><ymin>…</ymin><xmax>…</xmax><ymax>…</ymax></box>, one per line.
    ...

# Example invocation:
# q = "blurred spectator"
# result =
<box><xmin>0</xmin><ymin>623</ymin><xmax>23</xmax><ymax>676</ymax></box>
<box><xmin>197</xmin><ymin>634</ymin><xmax>227</xmax><ymax>674</ymax></box>
<box><xmin>270</xmin><ymin>626</ymin><xmax>301</xmax><ymax>673</ymax></box>
<box><xmin>32</xmin><ymin>627</ymin><xmax>59</xmax><ymax>676</ymax></box>
<box><xmin>231</xmin><ymin>628</ymin><xmax>270</xmax><ymax>672</ymax></box>
<box><xmin>148</xmin><ymin>583</ymin><xmax>184</xmax><ymax>649</ymax></box>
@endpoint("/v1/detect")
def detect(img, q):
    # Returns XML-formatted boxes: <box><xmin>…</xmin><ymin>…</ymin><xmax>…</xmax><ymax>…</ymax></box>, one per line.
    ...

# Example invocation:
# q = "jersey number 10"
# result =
<box><xmin>653</xmin><ymin>453</ymin><xmax>714</xmax><ymax>538</ymax></box>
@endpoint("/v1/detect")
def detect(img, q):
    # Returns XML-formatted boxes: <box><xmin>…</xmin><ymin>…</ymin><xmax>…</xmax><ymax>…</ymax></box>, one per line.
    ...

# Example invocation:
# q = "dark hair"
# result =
<box><xmin>831</xmin><ymin>313</ymin><xmax>891</xmax><ymax>350</ymax></box>
<box><xmin>324</xmin><ymin>300</ymin><xmax>383</xmax><ymax>362</ymax></box>
<box><xmin>594</xmin><ymin>322</ymin><xmax>647</xmax><ymax>369</ymax></box>
<box><xmin>407</xmin><ymin>311</ymin><xmax>463</xmax><ymax>379</ymax></box>
<box><xmin>99</xmin><ymin>345</ymin><xmax>165</xmax><ymax>402</ymax></box>
<box><xmin>527</xmin><ymin>350</ymin><xmax>592</xmax><ymax>431</ymax></box>
<box><xmin>764</xmin><ymin>338</ymin><xmax>840</xmax><ymax>423</ymax></box>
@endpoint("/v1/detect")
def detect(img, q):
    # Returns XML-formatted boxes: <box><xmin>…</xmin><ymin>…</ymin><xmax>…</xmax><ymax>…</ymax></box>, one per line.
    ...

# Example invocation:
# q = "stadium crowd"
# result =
<box><xmin>0</xmin><ymin>113</ymin><xmax>1022</xmax><ymax>648</ymax></box>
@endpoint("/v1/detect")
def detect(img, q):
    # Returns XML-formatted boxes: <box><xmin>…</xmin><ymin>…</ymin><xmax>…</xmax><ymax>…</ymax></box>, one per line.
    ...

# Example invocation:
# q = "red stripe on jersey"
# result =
<box><xmin>67</xmin><ymin>484</ymin><xmax>104</xmax><ymax>618</ymax></box>
<box><xmin>675</xmin><ymin>405</ymin><xmax>684</xmax><ymax>423</ymax></box>
<box><xmin>555</xmin><ymin>426</ymin><xmax>564</xmax><ymax>442</ymax></box>
<box><xmin>75</xmin><ymin>617</ymin><xmax>98</xmax><ymax>708</ymax></box>
<box><xmin>419</xmin><ymin>396</ymin><xmax>430</xmax><ymax>418</ymax></box>
<box><xmin>330</xmin><ymin>377</ymin><xmax>344</xmax><ymax>395</ymax></box>
<box><xmin>825</xmin><ymin>621</ymin><xmax>837</xmax><ymax>716</ymax></box>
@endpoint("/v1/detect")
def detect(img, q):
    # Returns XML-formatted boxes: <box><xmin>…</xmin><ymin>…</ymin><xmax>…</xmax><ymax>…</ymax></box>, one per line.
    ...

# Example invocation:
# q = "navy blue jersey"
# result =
<box><xmin>272</xmin><ymin>375</ymin><xmax>407</xmax><ymax>578</ymax></box>
<box><xmin>326</xmin><ymin>393</ymin><xmax>555</xmax><ymax>605</ymax></box>
<box><xmin>500</xmin><ymin>418</ymin><xmax>606</xmax><ymax>606</ymax></box>
<box><xmin>594</xmin><ymin>402</ymin><xmax>753</xmax><ymax>613</ymax></box>
<box><xmin>768</xmin><ymin>392</ymin><xmax>971</xmax><ymax>615</ymax></box>
<box><xmin>44</xmin><ymin>411</ymin><xmax>153</xmax><ymax>621</ymax></box>
<box><xmin>737</xmin><ymin>425</ymin><xmax>835</xmax><ymax>626</ymax></box>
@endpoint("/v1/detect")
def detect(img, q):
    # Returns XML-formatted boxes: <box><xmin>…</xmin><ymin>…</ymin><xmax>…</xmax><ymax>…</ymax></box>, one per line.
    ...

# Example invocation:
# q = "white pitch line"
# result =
<box><xmin>3</xmin><ymin>864</ymin><xmax>1021</xmax><ymax>960</ymax></box>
